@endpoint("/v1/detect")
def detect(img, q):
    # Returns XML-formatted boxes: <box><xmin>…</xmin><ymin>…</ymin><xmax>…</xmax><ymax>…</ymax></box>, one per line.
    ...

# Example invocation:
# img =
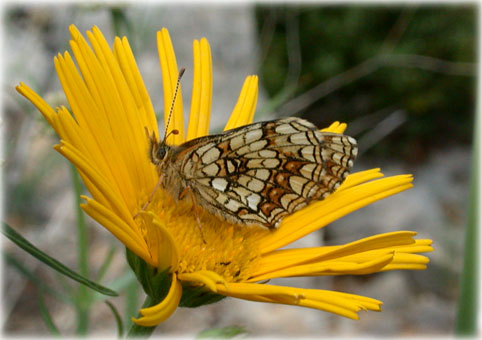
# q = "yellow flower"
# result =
<box><xmin>17</xmin><ymin>25</ymin><xmax>433</xmax><ymax>327</ymax></box>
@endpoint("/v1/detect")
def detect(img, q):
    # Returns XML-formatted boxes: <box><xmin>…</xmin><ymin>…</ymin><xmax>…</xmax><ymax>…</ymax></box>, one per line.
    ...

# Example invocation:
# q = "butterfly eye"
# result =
<box><xmin>157</xmin><ymin>145</ymin><xmax>167</xmax><ymax>160</ymax></box>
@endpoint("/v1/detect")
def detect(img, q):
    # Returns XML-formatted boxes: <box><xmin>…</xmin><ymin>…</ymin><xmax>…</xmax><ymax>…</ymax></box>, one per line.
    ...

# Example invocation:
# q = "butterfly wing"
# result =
<box><xmin>181</xmin><ymin>117</ymin><xmax>358</xmax><ymax>228</ymax></box>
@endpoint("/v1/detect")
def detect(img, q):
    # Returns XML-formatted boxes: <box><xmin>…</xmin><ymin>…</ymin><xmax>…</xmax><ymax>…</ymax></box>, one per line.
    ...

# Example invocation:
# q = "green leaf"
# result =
<box><xmin>2</xmin><ymin>222</ymin><xmax>118</xmax><ymax>297</ymax></box>
<box><xmin>105</xmin><ymin>300</ymin><xmax>124</xmax><ymax>338</ymax></box>
<box><xmin>196</xmin><ymin>326</ymin><xmax>247</xmax><ymax>339</ymax></box>
<box><xmin>38</xmin><ymin>290</ymin><xmax>61</xmax><ymax>336</ymax></box>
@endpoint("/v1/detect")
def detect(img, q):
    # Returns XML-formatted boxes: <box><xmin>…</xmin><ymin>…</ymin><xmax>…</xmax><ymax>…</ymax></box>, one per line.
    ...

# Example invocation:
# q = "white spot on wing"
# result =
<box><xmin>262</xmin><ymin>158</ymin><xmax>281</xmax><ymax>168</ymax></box>
<box><xmin>300</xmin><ymin>163</ymin><xmax>316</xmax><ymax>179</ymax></box>
<box><xmin>259</xmin><ymin>149</ymin><xmax>277</xmax><ymax>158</ymax></box>
<box><xmin>347</xmin><ymin>136</ymin><xmax>357</xmax><ymax>145</ymax></box>
<box><xmin>229</xmin><ymin>134</ymin><xmax>245</xmax><ymax>150</ymax></box>
<box><xmin>289</xmin><ymin>176</ymin><xmax>309</xmax><ymax>195</ymax></box>
<box><xmin>249</xmin><ymin>139</ymin><xmax>268</xmax><ymax>151</ymax></box>
<box><xmin>225</xmin><ymin>199</ymin><xmax>242</xmax><ymax>212</ymax></box>
<box><xmin>202</xmin><ymin>163</ymin><xmax>220</xmax><ymax>176</ymax></box>
<box><xmin>301</xmin><ymin>146</ymin><xmax>316</xmax><ymax>161</ymax></box>
<box><xmin>289</xmin><ymin>132</ymin><xmax>311</xmax><ymax>144</ymax></box>
<box><xmin>197</xmin><ymin>143</ymin><xmax>214</xmax><ymax>156</ymax></box>
<box><xmin>328</xmin><ymin>143</ymin><xmax>345</xmax><ymax>153</ymax></box>
<box><xmin>247</xmin><ymin>193</ymin><xmax>261</xmax><ymax>210</ymax></box>
<box><xmin>280</xmin><ymin>193</ymin><xmax>298</xmax><ymax>209</ymax></box>
<box><xmin>247</xmin><ymin>178</ymin><xmax>264</xmax><ymax>192</ymax></box>
<box><xmin>255</xmin><ymin>169</ymin><xmax>271</xmax><ymax>181</ymax></box>
<box><xmin>201</xmin><ymin>147</ymin><xmax>221</xmax><ymax>164</ymax></box>
<box><xmin>212</xmin><ymin>178</ymin><xmax>229</xmax><ymax>192</ymax></box>
<box><xmin>245</xmin><ymin>128</ymin><xmax>263</xmax><ymax>142</ymax></box>
<box><xmin>275</xmin><ymin>123</ymin><xmax>298</xmax><ymax>134</ymax></box>
<box><xmin>226</xmin><ymin>160</ymin><xmax>236</xmax><ymax>174</ymax></box>
<box><xmin>233</xmin><ymin>186</ymin><xmax>251</xmax><ymax>204</ymax></box>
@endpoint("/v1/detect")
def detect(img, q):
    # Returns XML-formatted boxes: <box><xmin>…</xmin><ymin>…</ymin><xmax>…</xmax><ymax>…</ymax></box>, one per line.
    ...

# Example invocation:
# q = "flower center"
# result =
<box><xmin>147</xmin><ymin>188</ymin><xmax>270</xmax><ymax>282</ymax></box>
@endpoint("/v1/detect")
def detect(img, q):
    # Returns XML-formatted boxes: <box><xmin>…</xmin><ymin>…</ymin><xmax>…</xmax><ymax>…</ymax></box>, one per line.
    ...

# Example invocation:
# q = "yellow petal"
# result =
<box><xmin>260</xmin><ymin>174</ymin><xmax>414</xmax><ymax>254</ymax></box>
<box><xmin>257</xmin><ymin>231</ymin><xmax>415</xmax><ymax>266</ymax></box>
<box><xmin>56</xmin><ymin>28</ymin><xmax>157</xmax><ymax>210</ymax></box>
<box><xmin>224</xmin><ymin>75</ymin><xmax>258</xmax><ymax>130</ymax></box>
<box><xmin>137</xmin><ymin>211</ymin><xmax>180</xmax><ymax>271</ymax></box>
<box><xmin>16</xmin><ymin>82</ymin><xmax>56</xmax><ymax>128</ymax></box>
<box><xmin>54</xmin><ymin>141</ymin><xmax>136</xmax><ymax>224</ymax></box>
<box><xmin>178</xmin><ymin>270</ymin><xmax>227</xmax><ymax>292</ymax></box>
<box><xmin>81</xmin><ymin>197</ymin><xmax>150</xmax><ymax>265</ymax></box>
<box><xmin>113</xmin><ymin>36</ymin><xmax>158</xmax><ymax>139</ymax></box>
<box><xmin>216</xmin><ymin>283</ymin><xmax>381</xmax><ymax>320</ymax></box>
<box><xmin>250</xmin><ymin>253</ymin><xmax>395</xmax><ymax>281</ymax></box>
<box><xmin>338</xmin><ymin>168</ymin><xmax>384</xmax><ymax>190</ymax></box>
<box><xmin>187</xmin><ymin>38</ymin><xmax>212</xmax><ymax>140</ymax></box>
<box><xmin>380</xmin><ymin>253</ymin><xmax>431</xmax><ymax>271</ymax></box>
<box><xmin>132</xmin><ymin>274</ymin><xmax>182</xmax><ymax>326</ymax></box>
<box><xmin>321</xmin><ymin>121</ymin><xmax>347</xmax><ymax>134</ymax></box>
<box><xmin>157</xmin><ymin>28</ymin><xmax>185</xmax><ymax>145</ymax></box>
<box><xmin>252</xmin><ymin>232</ymin><xmax>432</xmax><ymax>281</ymax></box>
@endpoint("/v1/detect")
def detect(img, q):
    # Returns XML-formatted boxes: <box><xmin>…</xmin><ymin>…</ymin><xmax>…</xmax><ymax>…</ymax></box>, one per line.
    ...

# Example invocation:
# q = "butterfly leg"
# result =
<box><xmin>179</xmin><ymin>185</ymin><xmax>206</xmax><ymax>244</ymax></box>
<box><xmin>134</xmin><ymin>174</ymin><xmax>164</xmax><ymax>219</ymax></box>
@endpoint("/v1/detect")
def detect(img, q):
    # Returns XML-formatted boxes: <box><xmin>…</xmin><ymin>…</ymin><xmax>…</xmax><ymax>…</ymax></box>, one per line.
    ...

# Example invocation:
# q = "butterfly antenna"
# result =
<box><xmin>163</xmin><ymin>68</ymin><xmax>186</xmax><ymax>142</ymax></box>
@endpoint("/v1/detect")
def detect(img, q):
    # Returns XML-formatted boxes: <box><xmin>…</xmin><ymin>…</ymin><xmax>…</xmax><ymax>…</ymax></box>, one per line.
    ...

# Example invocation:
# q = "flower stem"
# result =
<box><xmin>126</xmin><ymin>296</ymin><xmax>158</xmax><ymax>338</ymax></box>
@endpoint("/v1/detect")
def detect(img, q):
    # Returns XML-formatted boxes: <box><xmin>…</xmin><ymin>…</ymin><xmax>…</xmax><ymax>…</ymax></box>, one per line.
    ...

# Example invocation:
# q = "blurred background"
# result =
<box><xmin>3</xmin><ymin>3</ymin><xmax>476</xmax><ymax>337</ymax></box>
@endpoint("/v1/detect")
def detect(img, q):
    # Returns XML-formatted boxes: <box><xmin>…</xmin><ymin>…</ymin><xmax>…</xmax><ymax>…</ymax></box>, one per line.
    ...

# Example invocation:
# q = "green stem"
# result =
<box><xmin>70</xmin><ymin>165</ymin><xmax>90</xmax><ymax>335</ymax></box>
<box><xmin>455</xmin><ymin>93</ymin><xmax>479</xmax><ymax>335</ymax></box>
<box><xmin>126</xmin><ymin>296</ymin><xmax>158</xmax><ymax>338</ymax></box>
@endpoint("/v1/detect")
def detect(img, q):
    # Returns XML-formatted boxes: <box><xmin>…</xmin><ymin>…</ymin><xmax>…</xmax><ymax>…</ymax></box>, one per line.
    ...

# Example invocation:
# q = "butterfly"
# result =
<box><xmin>143</xmin><ymin>69</ymin><xmax>357</xmax><ymax>229</ymax></box>
<box><xmin>147</xmin><ymin>119</ymin><xmax>357</xmax><ymax>229</ymax></box>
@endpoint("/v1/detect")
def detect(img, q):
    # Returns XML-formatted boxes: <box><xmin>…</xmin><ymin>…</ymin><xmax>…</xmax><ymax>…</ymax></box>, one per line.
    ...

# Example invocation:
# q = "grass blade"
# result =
<box><xmin>97</xmin><ymin>244</ymin><xmax>117</xmax><ymax>282</ymax></box>
<box><xmin>4</xmin><ymin>252</ymin><xmax>70</xmax><ymax>303</ymax></box>
<box><xmin>70</xmin><ymin>165</ymin><xmax>90</xmax><ymax>335</ymax></box>
<box><xmin>455</xmin><ymin>64</ymin><xmax>480</xmax><ymax>335</ymax></box>
<box><xmin>2</xmin><ymin>222</ymin><xmax>118</xmax><ymax>297</ymax></box>
<box><xmin>38</xmin><ymin>290</ymin><xmax>61</xmax><ymax>337</ymax></box>
<box><xmin>105</xmin><ymin>300</ymin><xmax>124</xmax><ymax>338</ymax></box>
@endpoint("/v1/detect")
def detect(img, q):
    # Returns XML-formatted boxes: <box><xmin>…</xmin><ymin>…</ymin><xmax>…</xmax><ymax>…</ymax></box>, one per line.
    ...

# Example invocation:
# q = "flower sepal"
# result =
<box><xmin>126</xmin><ymin>247</ymin><xmax>171</xmax><ymax>303</ymax></box>
<box><xmin>178</xmin><ymin>283</ymin><xmax>226</xmax><ymax>308</ymax></box>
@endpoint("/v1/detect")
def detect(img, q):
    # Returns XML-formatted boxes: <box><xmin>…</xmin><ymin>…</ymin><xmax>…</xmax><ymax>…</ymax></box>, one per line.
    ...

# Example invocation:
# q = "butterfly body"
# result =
<box><xmin>148</xmin><ymin>117</ymin><xmax>357</xmax><ymax>229</ymax></box>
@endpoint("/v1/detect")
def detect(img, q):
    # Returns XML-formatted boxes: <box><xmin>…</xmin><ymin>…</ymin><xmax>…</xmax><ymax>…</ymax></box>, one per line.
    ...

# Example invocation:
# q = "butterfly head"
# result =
<box><xmin>146</xmin><ymin>127</ymin><xmax>179</xmax><ymax>168</ymax></box>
